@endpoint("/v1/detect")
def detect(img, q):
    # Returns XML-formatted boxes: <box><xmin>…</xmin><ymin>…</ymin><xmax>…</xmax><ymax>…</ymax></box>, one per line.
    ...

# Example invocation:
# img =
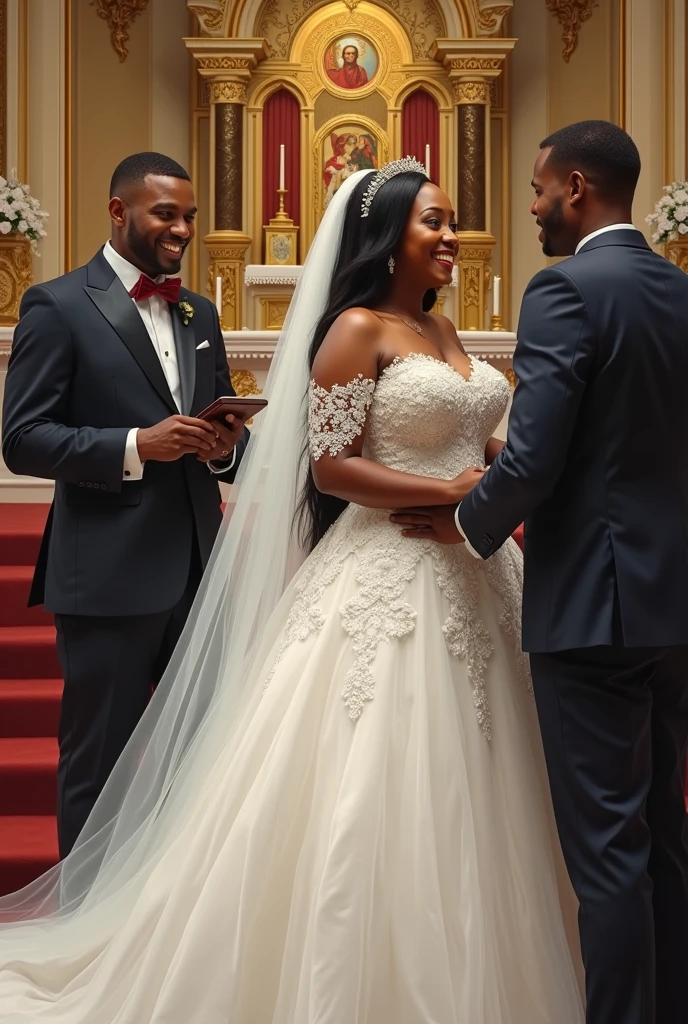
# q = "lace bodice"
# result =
<box><xmin>308</xmin><ymin>352</ymin><xmax>510</xmax><ymax>478</ymax></box>
<box><xmin>362</xmin><ymin>353</ymin><xmax>510</xmax><ymax>478</ymax></box>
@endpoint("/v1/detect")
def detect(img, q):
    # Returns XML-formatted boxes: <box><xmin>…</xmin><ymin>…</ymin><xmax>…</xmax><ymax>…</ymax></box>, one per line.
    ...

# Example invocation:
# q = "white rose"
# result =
<box><xmin>0</xmin><ymin>177</ymin><xmax>6</xmax><ymax>189</ymax></box>
<box><xmin>0</xmin><ymin>221</ymin><xmax>11</xmax><ymax>234</ymax></box>
<box><xmin>679</xmin><ymin>223</ymin><xmax>688</xmax><ymax>235</ymax></box>
<box><xmin>6</xmin><ymin>208</ymin><xmax>17</xmax><ymax>221</ymax></box>
<box><xmin>675</xmin><ymin>205</ymin><xmax>688</xmax><ymax>222</ymax></box>
<box><xmin>18</xmin><ymin>220</ymin><xmax>28</xmax><ymax>233</ymax></box>
<box><xmin>11</xmin><ymin>187</ymin><xmax>24</xmax><ymax>202</ymax></box>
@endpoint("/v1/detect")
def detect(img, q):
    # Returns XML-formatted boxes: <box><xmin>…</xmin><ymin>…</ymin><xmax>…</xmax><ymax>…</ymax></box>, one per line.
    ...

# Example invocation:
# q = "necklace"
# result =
<box><xmin>382</xmin><ymin>309</ymin><xmax>425</xmax><ymax>337</ymax></box>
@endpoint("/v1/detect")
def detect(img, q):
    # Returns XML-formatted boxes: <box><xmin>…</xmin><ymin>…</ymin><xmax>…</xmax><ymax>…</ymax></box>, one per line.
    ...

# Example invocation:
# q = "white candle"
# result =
<box><xmin>215</xmin><ymin>275</ymin><xmax>223</xmax><ymax>316</ymax></box>
<box><xmin>493</xmin><ymin>276</ymin><xmax>501</xmax><ymax>316</ymax></box>
<box><xmin>425</xmin><ymin>144</ymin><xmax>431</xmax><ymax>178</ymax></box>
<box><xmin>279</xmin><ymin>144</ymin><xmax>285</xmax><ymax>191</ymax></box>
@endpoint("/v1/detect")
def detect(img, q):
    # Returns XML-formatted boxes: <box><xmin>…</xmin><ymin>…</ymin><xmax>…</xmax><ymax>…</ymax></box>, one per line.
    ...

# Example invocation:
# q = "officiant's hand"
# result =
<box><xmin>196</xmin><ymin>413</ymin><xmax>246</xmax><ymax>464</ymax></box>
<box><xmin>137</xmin><ymin>415</ymin><xmax>218</xmax><ymax>462</ymax></box>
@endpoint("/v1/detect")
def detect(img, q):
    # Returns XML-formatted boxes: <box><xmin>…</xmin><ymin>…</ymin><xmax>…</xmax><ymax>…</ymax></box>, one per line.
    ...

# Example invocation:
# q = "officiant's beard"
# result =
<box><xmin>127</xmin><ymin>221</ymin><xmax>183</xmax><ymax>277</ymax></box>
<box><xmin>539</xmin><ymin>196</ymin><xmax>566</xmax><ymax>257</ymax></box>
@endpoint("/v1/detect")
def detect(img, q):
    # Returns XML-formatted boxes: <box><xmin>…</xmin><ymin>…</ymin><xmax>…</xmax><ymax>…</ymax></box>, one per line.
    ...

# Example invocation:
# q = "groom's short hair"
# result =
<box><xmin>540</xmin><ymin>120</ymin><xmax>641</xmax><ymax>198</ymax></box>
<box><xmin>110</xmin><ymin>152</ymin><xmax>191</xmax><ymax>199</ymax></box>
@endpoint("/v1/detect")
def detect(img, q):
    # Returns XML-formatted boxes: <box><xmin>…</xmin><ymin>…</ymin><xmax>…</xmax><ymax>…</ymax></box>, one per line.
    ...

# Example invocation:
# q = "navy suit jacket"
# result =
<box><xmin>459</xmin><ymin>229</ymin><xmax>688</xmax><ymax>652</ymax></box>
<box><xmin>1</xmin><ymin>249</ymin><xmax>249</xmax><ymax>616</ymax></box>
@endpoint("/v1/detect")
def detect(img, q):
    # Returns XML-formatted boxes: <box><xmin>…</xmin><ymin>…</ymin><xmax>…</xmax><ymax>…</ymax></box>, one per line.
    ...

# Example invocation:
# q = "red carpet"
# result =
<box><xmin>0</xmin><ymin>504</ymin><xmax>60</xmax><ymax>896</ymax></box>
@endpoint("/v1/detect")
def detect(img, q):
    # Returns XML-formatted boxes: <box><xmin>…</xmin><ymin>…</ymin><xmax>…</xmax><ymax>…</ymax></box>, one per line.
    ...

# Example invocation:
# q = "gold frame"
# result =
<box><xmin>313</xmin><ymin>114</ymin><xmax>390</xmax><ymax>224</ymax></box>
<box><xmin>316</xmin><ymin>29</ymin><xmax>387</xmax><ymax>102</ymax></box>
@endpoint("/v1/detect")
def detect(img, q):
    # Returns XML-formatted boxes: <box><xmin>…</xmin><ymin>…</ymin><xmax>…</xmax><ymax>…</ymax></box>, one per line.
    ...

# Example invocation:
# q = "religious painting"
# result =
<box><xmin>322</xmin><ymin>127</ymin><xmax>379</xmax><ymax>208</ymax></box>
<box><xmin>323</xmin><ymin>36</ymin><xmax>378</xmax><ymax>91</ymax></box>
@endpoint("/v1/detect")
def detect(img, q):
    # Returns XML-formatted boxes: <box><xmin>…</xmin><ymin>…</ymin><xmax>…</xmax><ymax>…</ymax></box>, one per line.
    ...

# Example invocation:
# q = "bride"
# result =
<box><xmin>0</xmin><ymin>162</ymin><xmax>584</xmax><ymax>1023</ymax></box>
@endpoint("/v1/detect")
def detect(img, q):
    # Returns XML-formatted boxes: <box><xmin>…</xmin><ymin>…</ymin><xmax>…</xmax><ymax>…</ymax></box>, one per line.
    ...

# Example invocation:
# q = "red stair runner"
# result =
<box><xmin>0</xmin><ymin>504</ymin><xmax>59</xmax><ymax>896</ymax></box>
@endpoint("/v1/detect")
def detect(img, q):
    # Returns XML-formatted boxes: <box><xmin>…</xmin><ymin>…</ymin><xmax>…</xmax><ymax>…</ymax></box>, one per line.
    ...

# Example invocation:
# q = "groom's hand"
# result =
<box><xmin>390</xmin><ymin>505</ymin><xmax>464</xmax><ymax>544</ymax></box>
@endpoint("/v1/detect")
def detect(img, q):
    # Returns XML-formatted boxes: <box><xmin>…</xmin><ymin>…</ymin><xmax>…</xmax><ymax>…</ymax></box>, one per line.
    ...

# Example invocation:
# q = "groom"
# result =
<box><xmin>2</xmin><ymin>152</ymin><xmax>249</xmax><ymax>857</ymax></box>
<box><xmin>393</xmin><ymin>120</ymin><xmax>688</xmax><ymax>1024</ymax></box>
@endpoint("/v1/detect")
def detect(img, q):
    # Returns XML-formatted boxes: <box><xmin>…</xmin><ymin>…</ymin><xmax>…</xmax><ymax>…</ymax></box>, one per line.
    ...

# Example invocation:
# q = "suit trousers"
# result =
<box><xmin>53</xmin><ymin>542</ymin><xmax>202</xmax><ymax>859</ymax></box>
<box><xmin>529</xmin><ymin>645</ymin><xmax>688</xmax><ymax>1024</ymax></box>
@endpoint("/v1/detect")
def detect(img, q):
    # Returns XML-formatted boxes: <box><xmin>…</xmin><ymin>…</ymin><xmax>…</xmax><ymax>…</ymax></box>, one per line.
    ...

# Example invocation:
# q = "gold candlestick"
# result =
<box><xmin>490</xmin><ymin>312</ymin><xmax>506</xmax><ymax>331</ymax></box>
<box><xmin>264</xmin><ymin>186</ymin><xmax>298</xmax><ymax>265</ymax></box>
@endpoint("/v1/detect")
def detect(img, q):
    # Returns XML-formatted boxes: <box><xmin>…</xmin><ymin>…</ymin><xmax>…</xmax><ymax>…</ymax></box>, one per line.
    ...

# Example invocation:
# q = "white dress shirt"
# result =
<box><xmin>454</xmin><ymin>222</ymin><xmax>637</xmax><ymax>554</ymax></box>
<box><xmin>102</xmin><ymin>241</ymin><xmax>234</xmax><ymax>479</ymax></box>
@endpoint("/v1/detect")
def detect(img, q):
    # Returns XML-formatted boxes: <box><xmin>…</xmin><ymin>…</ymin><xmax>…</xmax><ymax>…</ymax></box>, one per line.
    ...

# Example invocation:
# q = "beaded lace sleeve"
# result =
<box><xmin>308</xmin><ymin>374</ymin><xmax>376</xmax><ymax>460</ymax></box>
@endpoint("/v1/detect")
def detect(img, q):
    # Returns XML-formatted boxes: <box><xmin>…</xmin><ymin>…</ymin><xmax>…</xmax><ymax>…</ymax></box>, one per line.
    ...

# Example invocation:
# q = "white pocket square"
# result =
<box><xmin>196</xmin><ymin>340</ymin><xmax>210</xmax><ymax>350</ymax></box>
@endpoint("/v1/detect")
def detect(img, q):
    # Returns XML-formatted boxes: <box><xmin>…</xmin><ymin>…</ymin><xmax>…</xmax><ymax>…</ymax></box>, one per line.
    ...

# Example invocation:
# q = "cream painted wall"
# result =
<box><xmin>27</xmin><ymin>0</ymin><xmax>67</xmax><ymax>283</ymax></box>
<box><xmin>71</xmin><ymin>0</ymin><xmax>191</xmax><ymax>278</ymax></box>
<box><xmin>508</xmin><ymin>0</ymin><xmax>548</xmax><ymax>328</ymax></box>
<box><xmin>623</xmin><ymin>0</ymin><xmax>667</xmax><ymax>238</ymax></box>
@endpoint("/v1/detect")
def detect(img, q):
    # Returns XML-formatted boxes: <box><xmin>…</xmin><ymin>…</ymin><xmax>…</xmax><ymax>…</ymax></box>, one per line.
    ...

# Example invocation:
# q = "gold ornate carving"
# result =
<box><xmin>665</xmin><ymin>239</ymin><xmax>688</xmax><ymax>274</ymax></box>
<box><xmin>187</xmin><ymin>2</ymin><xmax>226</xmax><ymax>36</ymax></box>
<box><xmin>546</xmin><ymin>0</ymin><xmax>599</xmax><ymax>62</ymax></box>
<box><xmin>504</xmin><ymin>368</ymin><xmax>517</xmax><ymax>389</ymax></box>
<box><xmin>0</xmin><ymin>236</ymin><xmax>32</xmax><ymax>325</ymax></box>
<box><xmin>260</xmin><ymin>298</ymin><xmax>291</xmax><ymax>330</ymax></box>
<box><xmin>230</xmin><ymin>369</ymin><xmax>262</xmax><ymax>396</ymax></box>
<box><xmin>462</xmin><ymin>265</ymin><xmax>480</xmax><ymax>308</ymax></box>
<box><xmin>197</xmin><ymin>57</ymin><xmax>252</xmax><ymax>71</ymax></box>
<box><xmin>215</xmin><ymin>103</ymin><xmax>243</xmax><ymax>231</ymax></box>
<box><xmin>258</xmin><ymin>0</ymin><xmax>444</xmax><ymax>61</ymax></box>
<box><xmin>449</xmin><ymin>57</ymin><xmax>503</xmax><ymax>72</ymax></box>
<box><xmin>457</xmin><ymin>232</ymin><xmax>496</xmax><ymax>331</ymax></box>
<box><xmin>209</xmin><ymin>80</ymin><xmax>248</xmax><ymax>105</ymax></box>
<box><xmin>89</xmin><ymin>0</ymin><xmax>149</xmax><ymax>62</ymax></box>
<box><xmin>454</xmin><ymin>81</ymin><xmax>491</xmax><ymax>104</ymax></box>
<box><xmin>205</xmin><ymin>233</ymin><xmax>251</xmax><ymax>331</ymax></box>
<box><xmin>472</xmin><ymin>0</ymin><xmax>513</xmax><ymax>35</ymax></box>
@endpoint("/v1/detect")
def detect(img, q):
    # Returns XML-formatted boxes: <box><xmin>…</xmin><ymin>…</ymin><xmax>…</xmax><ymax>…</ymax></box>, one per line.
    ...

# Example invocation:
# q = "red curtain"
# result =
<box><xmin>262</xmin><ymin>89</ymin><xmax>300</xmax><ymax>234</ymax></box>
<box><xmin>401</xmin><ymin>89</ymin><xmax>440</xmax><ymax>182</ymax></box>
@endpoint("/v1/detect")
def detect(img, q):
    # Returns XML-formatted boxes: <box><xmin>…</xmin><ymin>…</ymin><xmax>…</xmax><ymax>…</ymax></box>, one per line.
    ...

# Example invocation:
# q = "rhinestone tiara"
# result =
<box><xmin>360</xmin><ymin>156</ymin><xmax>429</xmax><ymax>218</ymax></box>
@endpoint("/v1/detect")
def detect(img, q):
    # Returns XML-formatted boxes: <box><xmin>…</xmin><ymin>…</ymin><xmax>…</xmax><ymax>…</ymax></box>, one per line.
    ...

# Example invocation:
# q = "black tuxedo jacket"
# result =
<box><xmin>459</xmin><ymin>229</ymin><xmax>688</xmax><ymax>652</ymax></box>
<box><xmin>2</xmin><ymin>248</ymin><xmax>249</xmax><ymax>616</ymax></box>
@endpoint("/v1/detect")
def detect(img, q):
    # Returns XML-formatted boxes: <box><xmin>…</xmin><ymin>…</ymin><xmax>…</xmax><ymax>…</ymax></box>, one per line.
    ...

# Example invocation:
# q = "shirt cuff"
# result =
<box><xmin>208</xmin><ymin>448</ymin><xmax>237</xmax><ymax>474</ymax></box>
<box><xmin>123</xmin><ymin>428</ymin><xmax>144</xmax><ymax>481</ymax></box>
<box><xmin>455</xmin><ymin>502</ymin><xmax>481</xmax><ymax>559</ymax></box>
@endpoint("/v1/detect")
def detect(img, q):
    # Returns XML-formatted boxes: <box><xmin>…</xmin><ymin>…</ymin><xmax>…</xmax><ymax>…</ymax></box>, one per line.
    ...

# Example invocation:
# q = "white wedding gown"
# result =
<box><xmin>0</xmin><ymin>352</ymin><xmax>584</xmax><ymax>1023</ymax></box>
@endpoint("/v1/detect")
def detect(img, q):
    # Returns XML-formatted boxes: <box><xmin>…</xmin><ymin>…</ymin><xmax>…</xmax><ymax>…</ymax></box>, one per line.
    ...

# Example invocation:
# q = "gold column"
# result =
<box><xmin>434</xmin><ymin>41</ymin><xmax>515</xmax><ymax>330</ymax></box>
<box><xmin>185</xmin><ymin>39</ymin><xmax>266</xmax><ymax>330</ymax></box>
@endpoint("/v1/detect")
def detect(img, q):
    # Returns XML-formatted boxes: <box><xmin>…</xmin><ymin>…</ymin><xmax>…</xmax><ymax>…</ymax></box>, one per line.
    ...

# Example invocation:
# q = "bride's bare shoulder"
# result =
<box><xmin>312</xmin><ymin>307</ymin><xmax>384</xmax><ymax>383</ymax></box>
<box><xmin>330</xmin><ymin>306</ymin><xmax>385</xmax><ymax>335</ymax></box>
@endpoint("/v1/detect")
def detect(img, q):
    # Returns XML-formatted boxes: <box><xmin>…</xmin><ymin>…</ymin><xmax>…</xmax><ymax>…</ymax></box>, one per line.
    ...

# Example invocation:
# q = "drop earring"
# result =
<box><xmin>388</xmin><ymin>255</ymin><xmax>395</xmax><ymax>275</ymax></box>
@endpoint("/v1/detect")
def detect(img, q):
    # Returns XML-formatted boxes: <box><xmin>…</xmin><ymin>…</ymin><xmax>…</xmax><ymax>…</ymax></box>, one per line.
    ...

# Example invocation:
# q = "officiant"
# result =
<box><xmin>1</xmin><ymin>152</ymin><xmax>249</xmax><ymax>858</ymax></box>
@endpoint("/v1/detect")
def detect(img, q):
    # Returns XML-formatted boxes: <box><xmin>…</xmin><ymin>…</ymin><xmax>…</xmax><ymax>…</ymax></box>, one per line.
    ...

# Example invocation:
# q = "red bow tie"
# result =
<box><xmin>129</xmin><ymin>274</ymin><xmax>182</xmax><ymax>304</ymax></box>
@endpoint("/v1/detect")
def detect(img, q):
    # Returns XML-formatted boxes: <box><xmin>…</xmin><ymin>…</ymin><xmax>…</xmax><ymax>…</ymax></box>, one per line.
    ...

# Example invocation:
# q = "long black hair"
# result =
<box><xmin>297</xmin><ymin>170</ymin><xmax>436</xmax><ymax>551</ymax></box>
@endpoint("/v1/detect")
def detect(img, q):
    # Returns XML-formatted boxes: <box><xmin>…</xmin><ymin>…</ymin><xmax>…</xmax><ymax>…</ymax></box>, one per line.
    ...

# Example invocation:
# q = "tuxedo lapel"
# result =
<box><xmin>172</xmin><ymin>292</ymin><xmax>196</xmax><ymax>416</ymax></box>
<box><xmin>84</xmin><ymin>251</ymin><xmax>177</xmax><ymax>413</ymax></box>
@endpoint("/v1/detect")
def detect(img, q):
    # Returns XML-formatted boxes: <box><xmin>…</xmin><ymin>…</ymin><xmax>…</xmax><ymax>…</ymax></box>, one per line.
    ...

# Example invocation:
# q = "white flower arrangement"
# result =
<box><xmin>646</xmin><ymin>181</ymin><xmax>688</xmax><ymax>244</ymax></box>
<box><xmin>0</xmin><ymin>175</ymin><xmax>48</xmax><ymax>254</ymax></box>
